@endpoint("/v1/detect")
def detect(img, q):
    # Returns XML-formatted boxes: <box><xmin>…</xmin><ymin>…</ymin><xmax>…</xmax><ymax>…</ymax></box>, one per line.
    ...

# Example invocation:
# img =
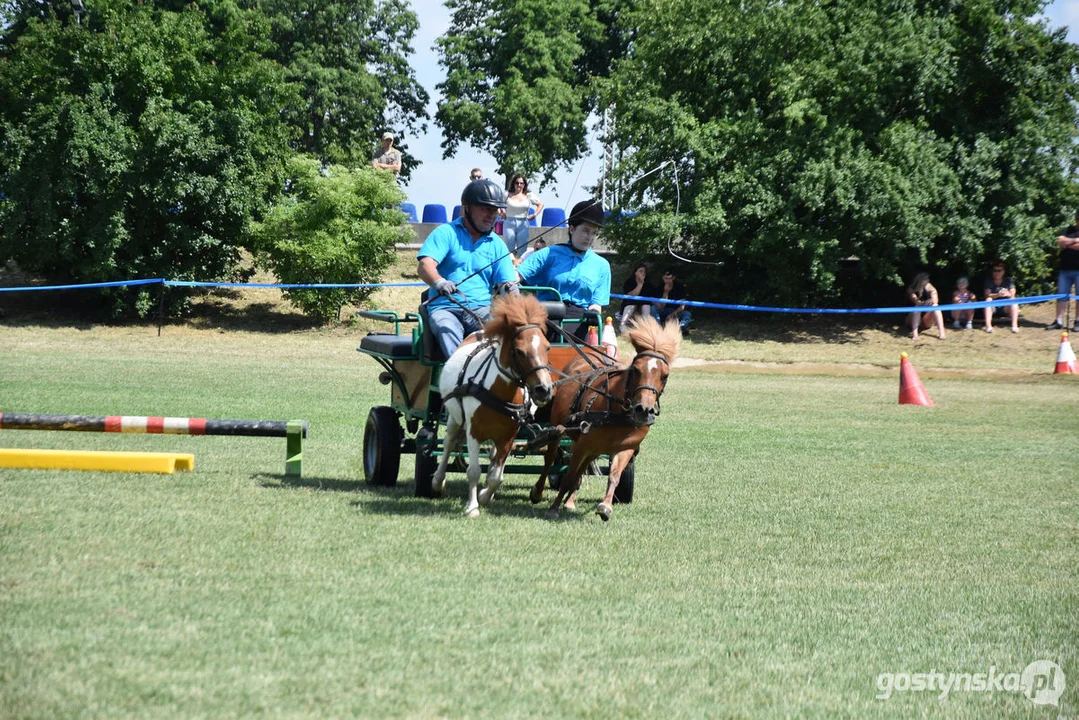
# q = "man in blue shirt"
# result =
<box><xmin>516</xmin><ymin>199</ymin><xmax>611</xmax><ymax>340</ymax></box>
<box><xmin>417</xmin><ymin>179</ymin><xmax>518</xmax><ymax>358</ymax></box>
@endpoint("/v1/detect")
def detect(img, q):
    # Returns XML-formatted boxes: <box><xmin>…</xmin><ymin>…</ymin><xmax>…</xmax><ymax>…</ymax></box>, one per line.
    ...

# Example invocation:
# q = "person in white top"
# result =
<box><xmin>501</xmin><ymin>174</ymin><xmax>543</xmax><ymax>258</ymax></box>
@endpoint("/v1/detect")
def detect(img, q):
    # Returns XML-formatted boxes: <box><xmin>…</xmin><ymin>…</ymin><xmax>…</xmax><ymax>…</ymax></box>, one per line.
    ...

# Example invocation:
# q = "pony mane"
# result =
<box><xmin>625</xmin><ymin>315</ymin><xmax>681</xmax><ymax>362</ymax></box>
<box><xmin>484</xmin><ymin>293</ymin><xmax>548</xmax><ymax>341</ymax></box>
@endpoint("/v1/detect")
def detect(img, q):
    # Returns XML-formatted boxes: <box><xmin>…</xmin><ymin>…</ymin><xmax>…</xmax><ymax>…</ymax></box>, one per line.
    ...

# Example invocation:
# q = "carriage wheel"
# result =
<box><xmin>413</xmin><ymin>427</ymin><xmax>439</xmax><ymax>498</ymax></box>
<box><xmin>363</xmin><ymin>406</ymin><xmax>401</xmax><ymax>486</ymax></box>
<box><xmin>613</xmin><ymin>458</ymin><xmax>635</xmax><ymax>504</ymax></box>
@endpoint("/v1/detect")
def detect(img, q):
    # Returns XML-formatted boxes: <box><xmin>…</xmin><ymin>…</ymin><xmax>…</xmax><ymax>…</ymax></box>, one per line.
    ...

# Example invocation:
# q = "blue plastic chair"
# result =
<box><xmin>452</xmin><ymin>205</ymin><xmax>462</xmax><ymax>220</ymax></box>
<box><xmin>540</xmin><ymin>208</ymin><xmax>566</xmax><ymax>227</ymax></box>
<box><xmin>400</xmin><ymin>202</ymin><xmax>418</xmax><ymax>223</ymax></box>
<box><xmin>421</xmin><ymin>204</ymin><xmax>448</xmax><ymax>224</ymax></box>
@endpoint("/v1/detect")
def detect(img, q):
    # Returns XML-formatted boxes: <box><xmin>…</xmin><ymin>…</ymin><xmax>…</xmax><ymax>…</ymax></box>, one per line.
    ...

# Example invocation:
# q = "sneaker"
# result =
<box><xmin>1010</xmin><ymin>326</ymin><xmax>1019</xmax><ymax>333</ymax></box>
<box><xmin>681</xmin><ymin>326</ymin><xmax>689</xmax><ymax>338</ymax></box>
<box><xmin>952</xmin><ymin>320</ymin><xmax>961</xmax><ymax>329</ymax></box>
<box><xmin>964</xmin><ymin>321</ymin><xmax>972</xmax><ymax>330</ymax></box>
<box><xmin>985</xmin><ymin>326</ymin><xmax>993</xmax><ymax>333</ymax></box>
<box><xmin>1045</xmin><ymin>320</ymin><xmax>1064</xmax><ymax>330</ymax></box>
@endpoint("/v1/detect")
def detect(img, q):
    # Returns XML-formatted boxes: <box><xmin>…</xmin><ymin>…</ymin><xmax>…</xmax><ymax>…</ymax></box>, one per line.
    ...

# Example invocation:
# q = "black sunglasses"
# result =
<box><xmin>470</xmin><ymin>175</ymin><xmax>481</xmax><ymax>179</ymax></box>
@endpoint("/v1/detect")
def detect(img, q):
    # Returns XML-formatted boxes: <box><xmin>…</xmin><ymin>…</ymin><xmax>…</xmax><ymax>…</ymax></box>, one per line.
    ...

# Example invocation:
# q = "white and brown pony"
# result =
<box><xmin>433</xmin><ymin>294</ymin><xmax>554</xmax><ymax>517</ymax></box>
<box><xmin>531</xmin><ymin>315</ymin><xmax>680</xmax><ymax>521</ymax></box>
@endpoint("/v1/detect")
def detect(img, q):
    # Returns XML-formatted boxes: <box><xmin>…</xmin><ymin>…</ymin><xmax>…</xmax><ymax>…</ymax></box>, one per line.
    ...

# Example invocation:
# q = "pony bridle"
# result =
<box><xmin>623</xmin><ymin>350</ymin><xmax>670</xmax><ymax>417</ymax></box>
<box><xmin>499</xmin><ymin>323</ymin><xmax>554</xmax><ymax>389</ymax></box>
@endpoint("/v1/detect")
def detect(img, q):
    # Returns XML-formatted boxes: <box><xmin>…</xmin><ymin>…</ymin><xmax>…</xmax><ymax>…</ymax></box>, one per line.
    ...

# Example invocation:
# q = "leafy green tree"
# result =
<box><xmin>0</xmin><ymin>0</ymin><xmax>295</xmax><ymax>316</ymax></box>
<box><xmin>599</xmin><ymin>0</ymin><xmax>1079</xmax><ymax>306</ymax></box>
<box><xmin>435</xmin><ymin>0</ymin><xmax>605</xmax><ymax>183</ymax></box>
<box><xmin>249</xmin><ymin>156</ymin><xmax>410</xmax><ymax>323</ymax></box>
<box><xmin>253</xmin><ymin>0</ymin><xmax>430</xmax><ymax>177</ymax></box>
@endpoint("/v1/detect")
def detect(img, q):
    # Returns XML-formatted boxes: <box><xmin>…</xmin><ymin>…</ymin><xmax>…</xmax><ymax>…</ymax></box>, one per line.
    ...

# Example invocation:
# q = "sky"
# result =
<box><xmin>400</xmin><ymin>0</ymin><xmax>1079</xmax><ymax>217</ymax></box>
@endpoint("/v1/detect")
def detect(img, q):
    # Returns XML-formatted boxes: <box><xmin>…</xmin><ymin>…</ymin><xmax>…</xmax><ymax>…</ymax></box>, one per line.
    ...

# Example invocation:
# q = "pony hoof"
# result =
<box><xmin>564</xmin><ymin>499</ymin><xmax>576</xmax><ymax>512</ymax></box>
<box><xmin>464</xmin><ymin>504</ymin><xmax>480</xmax><ymax>518</ymax></box>
<box><xmin>478</xmin><ymin>489</ymin><xmax>491</xmax><ymax>506</ymax></box>
<box><xmin>545</xmin><ymin>508</ymin><xmax>560</xmax><ymax>521</ymax></box>
<box><xmin>529</xmin><ymin>487</ymin><xmax>544</xmax><ymax>504</ymax></box>
<box><xmin>596</xmin><ymin>503</ymin><xmax>612</xmax><ymax>522</ymax></box>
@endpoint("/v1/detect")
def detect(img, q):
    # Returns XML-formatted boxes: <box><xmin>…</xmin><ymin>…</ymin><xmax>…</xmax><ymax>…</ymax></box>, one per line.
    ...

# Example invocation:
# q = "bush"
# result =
<box><xmin>250</xmin><ymin>156</ymin><xmax>412</xmax><ymax>322</ymax></box>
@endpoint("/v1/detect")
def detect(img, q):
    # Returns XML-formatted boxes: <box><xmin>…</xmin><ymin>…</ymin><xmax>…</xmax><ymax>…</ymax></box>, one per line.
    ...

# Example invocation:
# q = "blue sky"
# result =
<box><xmin>400</xmin><ymin>0</ymin><xmax>1079</xmax><ymax>216</ymax></box>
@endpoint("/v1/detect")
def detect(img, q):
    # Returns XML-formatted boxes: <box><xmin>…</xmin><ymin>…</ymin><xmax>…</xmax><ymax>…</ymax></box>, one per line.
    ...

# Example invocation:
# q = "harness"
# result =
<box><xmin>561</xmin><ymin>350</ymin><xmax>671</xmax><ymax>433</ymax></box>
<box><xmin>442</xmin><ymin>323</ymin><xmax>553</xmax><ymax>425</ymax></box>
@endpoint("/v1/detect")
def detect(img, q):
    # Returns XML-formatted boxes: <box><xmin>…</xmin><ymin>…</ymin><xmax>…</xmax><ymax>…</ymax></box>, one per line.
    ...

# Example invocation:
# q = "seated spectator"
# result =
<box><xmin>619</xmin><ymin>263</ymin><xmax>656</xmax><ymax>333</ymax></box>
<box><xmin>515</xmin><ymin>237</ymin><xmax>546</xmax><ymax>267</ymax></box>
<box><xmin>651</xmin><ymin>268</ymin><xmax>692</xmax><ymax>337</ymax></box>
<box><xmin>950</xmin><ymin>276</ymin><xmax>976</xmax><ymax>329</ymax></box>
<box><xmin>516</xmin><ymin>199</ymin><xmax>610</xmax><ymax>341</ymax></box>
<box><xmin>982</xmin><ymin>260</ymin><xmax>1019</xmax><ymax>333</ymax></box>
<box><xmin>905</xmin><ymin>272</ymin><xmax>947</xmax><ymax>340</ymax></box>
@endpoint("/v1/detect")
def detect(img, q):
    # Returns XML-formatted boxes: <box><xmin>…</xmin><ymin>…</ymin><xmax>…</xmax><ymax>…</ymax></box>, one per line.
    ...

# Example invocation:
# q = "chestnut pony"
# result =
<box><xmin>531</xmin><ymin>315</ymin><xmax>680</xmax><ymax>521</ymax></box>
<box><xmin>433</xmin><ymin>294</ymin><xmax>554</xmax><ymax>517</ymax></box>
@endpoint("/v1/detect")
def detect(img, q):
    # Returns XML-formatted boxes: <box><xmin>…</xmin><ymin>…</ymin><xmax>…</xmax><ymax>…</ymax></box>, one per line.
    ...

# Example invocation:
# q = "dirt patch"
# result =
<box><xmin>671</xmin><ymin>356</ymin><xmax>1062</xmax><ymax>381</ymax></box>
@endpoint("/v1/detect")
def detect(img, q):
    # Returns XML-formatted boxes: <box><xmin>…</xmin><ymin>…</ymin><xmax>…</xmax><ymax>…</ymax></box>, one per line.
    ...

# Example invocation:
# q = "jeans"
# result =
<box><xmin>428</xmin><ymin>305</ymin><xmax>490</xmax><ymax>359</ymax></box>
<box><xmin>1057</xmin><ymin>269</ymin><xmax>1079</xmax><ymax>295</ymax></box>
<box><xmin>502</xmin><ymin>218</ymin><xmax>530</xmax><ymax>257</ymax></box>
<box><xmin>653</xmin><ymin>306</ymin><xmax>692</xmax><ymax>329</ymax></box>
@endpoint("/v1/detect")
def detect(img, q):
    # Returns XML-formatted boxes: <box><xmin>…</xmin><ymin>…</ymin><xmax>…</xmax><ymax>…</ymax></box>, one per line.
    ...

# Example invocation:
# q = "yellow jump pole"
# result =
<box><xmin>0</xmin><ymin>449</ymin><xmax>194</xmax><ymax>474</ymax></box>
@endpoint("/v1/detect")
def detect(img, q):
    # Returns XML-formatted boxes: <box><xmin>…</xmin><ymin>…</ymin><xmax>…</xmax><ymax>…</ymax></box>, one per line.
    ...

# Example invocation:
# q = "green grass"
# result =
<box><xmin>1</xmin><ymin>328</ymin><xmax>1076</xmax><ymax>718</ymax></box>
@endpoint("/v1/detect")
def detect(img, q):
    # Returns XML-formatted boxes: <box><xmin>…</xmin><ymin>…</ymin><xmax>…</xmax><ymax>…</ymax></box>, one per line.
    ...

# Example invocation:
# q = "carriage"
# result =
<box><xmin>355</xmin><ymin>289</ymin><xmax>637</xmax><ymax>505</ymax></box>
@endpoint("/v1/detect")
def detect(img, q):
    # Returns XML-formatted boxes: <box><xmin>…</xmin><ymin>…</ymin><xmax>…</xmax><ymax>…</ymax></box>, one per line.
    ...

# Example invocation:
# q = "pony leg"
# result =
<box><xmin>596</xmin><ymin>449</ymin><xmax>634</xmax><ymax>522</ymax></box>
<box><xmin>478</xmin><ymin>441</ymin><xmax>511</xmax><ymax>507</ymax></box>
<box><xmin>463</xmin><ymin>434</ymin><xmax>483</xmax><ymax>518</ymax></box>
<box><xmin>433</xmin><ymin>417</ymin><xmax>463</xmax><ymax>498</ymax></box>
<box><xmin>546</xmin><ymin>452</ymin><xmax>589</xmax><ymax>520</ymax></box>
<box><xmin>529</xmin><ymin>442</ymin><xmax>560</xmax><ymax>504</ymax></box>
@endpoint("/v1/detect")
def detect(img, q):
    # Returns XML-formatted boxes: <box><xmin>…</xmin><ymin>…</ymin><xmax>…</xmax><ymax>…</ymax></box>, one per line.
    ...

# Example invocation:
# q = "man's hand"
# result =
<box><xmin>587</xmin><ymin>304</ymin><xmax>602</xmax><ymax>314</ymax></box>
<box><xmin>434</xmin><ymin>278</ymin><xmax>458</xmax><ymax>297</ymax></box>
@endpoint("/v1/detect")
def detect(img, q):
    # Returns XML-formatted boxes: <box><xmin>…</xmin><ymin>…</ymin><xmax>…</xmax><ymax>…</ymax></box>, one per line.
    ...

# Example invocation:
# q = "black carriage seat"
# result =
<box><xmin>358</xmin><ymin>332</ymin><xmax>416</xmax><ymax>359</ymax></box>
<box><xmin>417</xmin><ymin>291</ymin><xmax>447</xmax><ymax>364</ymax></box>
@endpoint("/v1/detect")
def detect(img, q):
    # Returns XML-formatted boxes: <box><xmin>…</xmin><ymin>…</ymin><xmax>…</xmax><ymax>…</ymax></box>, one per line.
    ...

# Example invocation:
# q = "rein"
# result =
<box><xmin>559</xmin><ymin>349</ymin><xmax>671</xmax><ymax>433</ymax></box>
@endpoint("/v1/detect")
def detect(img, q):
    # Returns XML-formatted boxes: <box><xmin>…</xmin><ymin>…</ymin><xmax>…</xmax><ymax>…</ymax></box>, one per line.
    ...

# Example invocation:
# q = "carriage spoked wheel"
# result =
<box><xmin>413</xmin><ymin>426</ymin><xmax>440</xmax><ymax>498</ymax></box>
<box><xmin>363</xmin><ymin>406</ymin><xmax>401</xmax><ymax>486</ymax></box>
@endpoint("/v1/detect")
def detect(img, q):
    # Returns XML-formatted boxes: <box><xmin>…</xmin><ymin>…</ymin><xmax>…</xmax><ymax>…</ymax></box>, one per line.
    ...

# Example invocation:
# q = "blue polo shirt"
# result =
<box><xmin>516</xmin><ymin>243</ymin><xmax>611</xmax><ymax>308</ymax></box>
<box><xmin>418</xmin><ymin>218</ymin><xmax>516</xmax><ymax>311</ymax></box>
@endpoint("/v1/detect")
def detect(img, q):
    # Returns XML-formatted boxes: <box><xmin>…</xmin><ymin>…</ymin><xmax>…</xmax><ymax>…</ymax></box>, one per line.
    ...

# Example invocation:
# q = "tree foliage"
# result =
<box><xmin>249</xmin><ymin>156</ymin><xmax>409</xmax><ymax>323</ymax></box>
<box><xmin>254</xmin><ymin>0</ymin><xmax>429</xmax><ymax>177</ymax></box>
<box><xmin>435</xmin><ymin>0</ymin><xmax>607</xmax><ymax>183</ymax></box>
<box><xmin>0</xmin><ymin>0</ymin><xmax>295</xmax><ymax>315</ymax></box>
<box><xmin>599</xmin><ymin>0</ymin><xmax>1079</xmax><ymax>306</ymax></box>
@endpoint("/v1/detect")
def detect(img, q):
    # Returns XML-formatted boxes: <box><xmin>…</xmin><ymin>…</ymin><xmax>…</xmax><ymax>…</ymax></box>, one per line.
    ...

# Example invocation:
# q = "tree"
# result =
<box><xmin>253</xmin><ymin>0</ymin><xmax>430</xmax><ymax>177</ymax></box>
<box><xmin>598</xmin><ymin>0</ymin><xmax>1079</xmax><ymax>306</ymax></box>
<box><xmin>0</xmin><ymin>0</ymin><xmax>296</xmax><ymax>316</ymax></box>
<box><xmin>435</xmin><ymin>0</ymin><xmax>605</xmax><ymax>183</ymax></box>
<box><xmin>249</xmin><ymin>156</ymin><xmax>410</xmax><ymax>323</ymax></box>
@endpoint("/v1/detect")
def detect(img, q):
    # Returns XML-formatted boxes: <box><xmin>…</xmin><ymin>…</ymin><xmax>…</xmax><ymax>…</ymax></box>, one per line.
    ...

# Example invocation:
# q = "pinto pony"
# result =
<box><xmin>531</xmin><ymin>315</ymin><xmax>680</xmax><ymax>521</ymax></box>
<box><xmin>433</xmin><ymin>294</ymin><xmax>554</xmax><ymax>517</ymax></box>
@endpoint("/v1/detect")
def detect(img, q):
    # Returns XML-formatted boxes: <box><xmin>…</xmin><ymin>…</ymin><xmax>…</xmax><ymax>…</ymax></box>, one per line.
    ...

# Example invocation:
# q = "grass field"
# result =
<box><xmin>1</xmin><ymin>317</ymin><xmax>1076</xmax><ymax>718</ymax></box>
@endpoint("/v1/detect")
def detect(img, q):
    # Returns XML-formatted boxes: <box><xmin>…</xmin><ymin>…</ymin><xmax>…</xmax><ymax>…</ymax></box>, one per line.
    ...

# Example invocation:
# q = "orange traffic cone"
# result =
<box><xmin>898</xmin><ymin>352</ymin><xmax>933</xmax><ymax>406</ymax></box>
<box><xmin>601</xmin><ymin>316</ymin><xmax>620</xmax><ymax>360</ymax></box>
<box><xmin>1054</xmin><ymin>332</ymin><xmax>1078</xmax><ymax>374</ymax></box>
<box><xmin>586</xmin><ymin>324</ymin><xmax>599</xmax><ymax>347</ymax></box>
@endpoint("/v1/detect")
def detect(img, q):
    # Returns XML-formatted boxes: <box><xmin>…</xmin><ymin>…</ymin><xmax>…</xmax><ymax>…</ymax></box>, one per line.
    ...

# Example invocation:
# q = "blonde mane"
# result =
<box><xmin>484</xmin><ymin>294</ymin><xmax>548</xmax><ymax>342</ymax></box>
<box><xmin>625</xmin><ymin>315</ymin><xmax>681</xmax><ymax>362</ymax></box>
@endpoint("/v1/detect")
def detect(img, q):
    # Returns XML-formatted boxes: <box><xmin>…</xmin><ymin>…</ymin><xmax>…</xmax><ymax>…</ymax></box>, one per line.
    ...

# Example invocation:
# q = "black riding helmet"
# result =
<box><xmin>568</xmin><ymin>199</ymin><xmax>604</xmax><ymax>228</ymax></box>
<box><xmin>461</xmin><ymin>179</ymin><xmax>507</xmax><ymax>209</ymax></box>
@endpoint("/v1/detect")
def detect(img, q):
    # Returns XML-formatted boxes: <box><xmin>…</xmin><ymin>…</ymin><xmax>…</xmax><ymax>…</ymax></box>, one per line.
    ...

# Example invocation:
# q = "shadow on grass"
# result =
<box><xmin>256</xmin><ymin>473</ymin><xmax>367</xmax><ymax>493</ymax></box>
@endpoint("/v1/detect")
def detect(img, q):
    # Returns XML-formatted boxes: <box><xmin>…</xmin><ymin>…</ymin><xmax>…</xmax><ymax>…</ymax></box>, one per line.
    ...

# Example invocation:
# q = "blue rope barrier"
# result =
<box><xmin>0</xmin><ymin>277</ymin><xmax>164</xmax><ymax>293</ymax></box>
<box><xmin>610</xmin><ymin>293</ymin><xmax>1075</xmax><ymax>315</ymax></box>
<box><xmin>163</xmin><ymin>281</ymin><xmax>426</xmax><ymax>289</ymax></box>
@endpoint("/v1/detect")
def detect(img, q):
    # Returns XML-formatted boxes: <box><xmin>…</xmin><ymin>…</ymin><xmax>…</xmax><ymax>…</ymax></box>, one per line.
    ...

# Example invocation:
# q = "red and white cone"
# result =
<box><xmin>1054</xmin><ymin>332</ymin><xmax>1078</xmax><ymax>374</ymax></box>
<box><xmin>898</xmin><ymin>352</ymin><xmax>933</xmax><ymax>406</ymax></box>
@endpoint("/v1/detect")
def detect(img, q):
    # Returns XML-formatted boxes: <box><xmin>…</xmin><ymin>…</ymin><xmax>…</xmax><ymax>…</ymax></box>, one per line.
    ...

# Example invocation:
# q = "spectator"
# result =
<box><xmin>416</xmin><ymin>179</ymin><xmax>517</xmax><ymax>358</ymax></box>
<box><xmin>502</xmin><ymin>174</ymin><xmax>543</xmax><ymax>258</ymax></box>
<box><xmin>905</xmin><ymin>272</ymin><xmax>947</xmax><ymax>340</ymax></box>
<box><xmin>469</xmin><ymin>168</ymin><xmax>483</xmax><ymax>181</ymax></box>
<box><xmin>653</xmin><ymin>268</ymin><xmax>692</xmax><ymax>337</ymax></box>
<box><xmin>371</xmin><ymin>132</ymin><xmax>401</xmax><ymax>176</ymax></box>
<box><xmin>982</xmin><ymin>260</ymin><xmax>1019</xmax><ymax>333</ymax></box>
<box><xmin>950</xmin><ymin>276</ymin><xmax>976</xmax><ymax>330</ymax></box>
<box><xmin>516</xmin><ymin>199</ymin><xmax>610</xmax><ymax>341</ymax></box>
<box><xmin>1047</xmin><ymin>211</ymin><xmax>1079</xmax><ymax>331</ymax></box>
<box><xmin>516</xmin><ymin>237</ymin><xmax>546</xmax><ymax>267</ymax></box>
<box><xmin>619</xmin><ymin>263</ymin><xmax>656</xmax><ymax>333</ymax></box>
